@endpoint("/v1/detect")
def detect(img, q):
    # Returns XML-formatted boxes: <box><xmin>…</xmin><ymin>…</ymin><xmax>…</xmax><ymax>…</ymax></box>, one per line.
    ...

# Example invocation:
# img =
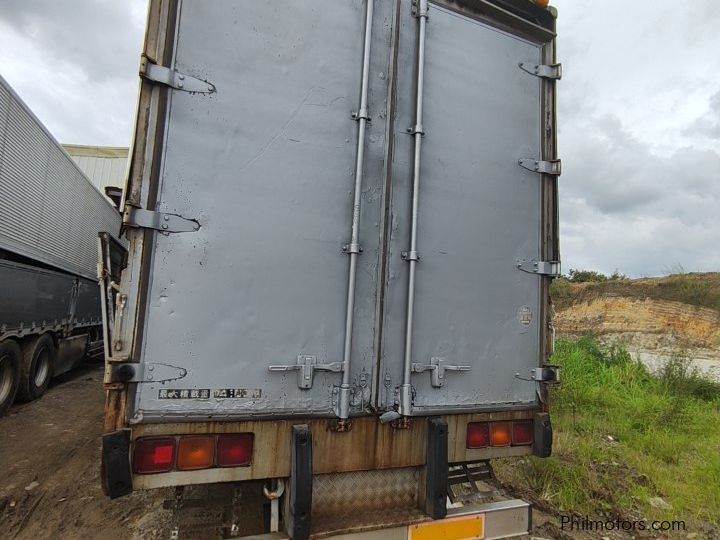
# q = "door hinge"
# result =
<box><xmin>268</xmin><ymin>355</ymin><xmax>342</xmax><ymax>389</ymax></box>
<box><xmin>110</xmin><ymin>362</ymin><xmax>187</xmax><ymax>384</ymax></box>
<box><xmin>412</xmin><ymin>357</ymin><xmax>470</xmax><ymax>388</ymax></box>
<box><xmin>140</xmin><ymin>57</ymin><xmax>216</xmax><ymax>94</ymax></box>
<box><xmin>124</xmin><ymin>207</ymin><xmax>200</xmax><ymax>234</ymax></box>
<box><xmin>516</xmin><ymin>259</ymin><xmax>561</xmax><ymax>277</ymax></box>
<box><xmin>516</xmin><ymin>365</ymin><xmax>560</xmax><ymax>384</ymax></box>
<box><xmin>518</xmin><ymin>62</ymin><xmax>562</xmax><ymax>80</ymax></box>
<box><xmin>532</xmin><ymin>365</ymin><xmax>560</xmax><ymax>383</ymax></box>
<box><xmin>518</xmin><ymin>158</ymin><xmax>562</xmax><ymax>176</ymax></box>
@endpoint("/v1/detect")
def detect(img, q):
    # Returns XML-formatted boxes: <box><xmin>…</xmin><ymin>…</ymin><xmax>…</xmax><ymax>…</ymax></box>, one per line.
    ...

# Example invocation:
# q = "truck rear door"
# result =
<box><xmin>376</xmin><ymin>1</ymin><xmax>557</xmax><ymax>414</ymax></box>
<box><xmin>126</xmin><ymin>0</ymin><xmax>394</xmax><ymax>421</ymax></box>
<box><xmin>117</xmin><ymin>0</ymin><xmax>558</xmax><ymax>423</ymax></box>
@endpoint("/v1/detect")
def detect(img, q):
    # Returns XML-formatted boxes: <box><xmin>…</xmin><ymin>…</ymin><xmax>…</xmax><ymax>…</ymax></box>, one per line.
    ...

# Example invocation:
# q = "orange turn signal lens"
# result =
<box><xmin>177</xmin><ymin>435</ymin><xmax>215</xmax><ymax>470</ymax></box>
<box><xmin>490</xmin><ymin>422</ymin><xmax>511</xmax><ymax>447</ymax></box>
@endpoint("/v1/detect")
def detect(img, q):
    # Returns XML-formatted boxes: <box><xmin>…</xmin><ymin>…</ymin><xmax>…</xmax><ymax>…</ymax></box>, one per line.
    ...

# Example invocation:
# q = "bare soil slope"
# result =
<box><xmin>552</xmin><ymin>273</ymin><xmax>720</xmax><ymax>380</ymax></box>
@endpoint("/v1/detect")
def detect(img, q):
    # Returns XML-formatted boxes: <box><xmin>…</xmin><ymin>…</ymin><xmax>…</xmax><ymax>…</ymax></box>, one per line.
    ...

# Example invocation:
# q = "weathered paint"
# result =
<box><xmin>131</xmin><ymin>411</ymin><xmax>534</xmax><ymax>489</ymax></box>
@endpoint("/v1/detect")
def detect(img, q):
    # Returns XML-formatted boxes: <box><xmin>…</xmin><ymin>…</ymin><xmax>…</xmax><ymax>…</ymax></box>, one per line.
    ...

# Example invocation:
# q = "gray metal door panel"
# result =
<box><xmin>134</xmin><ymin>0</ymin><xmax>392</xmax><ymax>419</ymax></box>
<box><xmin>378</xmin><ymin>3</ymin><xmax>543</xmax><ymax>411</ymax></box>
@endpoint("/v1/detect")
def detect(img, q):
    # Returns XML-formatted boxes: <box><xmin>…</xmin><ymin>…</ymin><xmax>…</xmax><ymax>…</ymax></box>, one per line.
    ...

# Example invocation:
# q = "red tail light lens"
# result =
<box><xmin>512</xmin><ymin>420</ymin><xmax>534</xmax><ymax>446</ymax></box>
<box><xmin>216</xmin><ymin>434</ymin><xmax>253</xmax><ymax>467</ymax></box>
<box><xmin>466</xmin><ymin>422</ymin><xmax>490</xmax><ymax>448</ymax></box>
<box><xmin>133</xmin><ymin>437</ymin><xmax>176</xmax><ymax>474</ymax></box>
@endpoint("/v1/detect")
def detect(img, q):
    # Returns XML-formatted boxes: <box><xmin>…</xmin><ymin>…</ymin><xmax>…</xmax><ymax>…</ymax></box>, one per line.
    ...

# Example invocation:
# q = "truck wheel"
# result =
<box><xmin>0</xmin><ymin>340</ymin><xmax>22</xmax><ymax>416</ymax></box>
<box><xmin>17</xmin><ymin>334</ymin><xmax>56</xmax><ymax>402</ymax></box>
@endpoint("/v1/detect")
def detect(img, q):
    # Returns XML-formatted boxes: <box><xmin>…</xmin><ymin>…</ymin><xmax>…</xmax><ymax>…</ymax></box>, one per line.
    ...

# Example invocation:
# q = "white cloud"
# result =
<box><xmin>1</xmin><ymin>0</ymin><xmax>718</xmax><ymax>276</ymax></box>
<box><xmin>0</xmin><ymin>0</ymin><xmax>147</xmax><ymax>146</ymax></box>
<box><xmin>554</xmin><ymin>0</ymin><xmax>720</xmax><ymax>276</ymax></box>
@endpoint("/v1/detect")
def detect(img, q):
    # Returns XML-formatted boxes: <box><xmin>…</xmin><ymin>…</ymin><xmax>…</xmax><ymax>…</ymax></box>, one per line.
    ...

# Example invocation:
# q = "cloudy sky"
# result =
<box><xmin>1</xmin><ymin>0</ymin><xmax>718</xmax><ymax>277</ymax></box>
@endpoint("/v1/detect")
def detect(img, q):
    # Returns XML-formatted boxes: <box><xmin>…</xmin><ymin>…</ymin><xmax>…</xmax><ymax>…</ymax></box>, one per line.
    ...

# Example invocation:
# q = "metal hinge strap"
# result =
<box><xmin>111</xmin><ymin>362</ymin><xmax>187</xmax><ymax>384</ymax></box>
<box><xmin>518</xmin><ymin>62</ymin><xmax>562</xmax><ymax>80</ymax></box>
<box><xmin>124</xmin><ymin>207</ymin><xmax>200</xmax><ymax>233</ymax></box>
<box><xmin>518</xmin><ymin>159</ymin><xmax>562</xmax><ymax>176</ymax></box>
<box><xmin>140</xmin><ymin>57</ymin><xmax>216</xmax><ymax>94</ymax></box>
<box><xmin>516</xmin><ymin>259</ymin><xmax>561</xmax><ymax>277</ymax></box>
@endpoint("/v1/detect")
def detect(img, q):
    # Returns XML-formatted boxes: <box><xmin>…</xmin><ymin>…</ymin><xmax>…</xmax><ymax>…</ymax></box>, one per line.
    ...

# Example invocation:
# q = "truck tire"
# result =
<box><xmin>0</xmin><ymin>340</ymin><xmax>22</xmax><ymax>416</ymax></box>
<box><xmin>17</xmin><ymin>334</ymin><xmax>56</xmax><ymax>402</ymax></box>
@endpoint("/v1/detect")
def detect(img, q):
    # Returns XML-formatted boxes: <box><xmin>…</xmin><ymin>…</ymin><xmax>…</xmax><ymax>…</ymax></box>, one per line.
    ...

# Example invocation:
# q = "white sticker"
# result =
<box><xmin>518</xmin><ymin>306</ymin><xmax>532</xmax><ymax>326</ymax></box>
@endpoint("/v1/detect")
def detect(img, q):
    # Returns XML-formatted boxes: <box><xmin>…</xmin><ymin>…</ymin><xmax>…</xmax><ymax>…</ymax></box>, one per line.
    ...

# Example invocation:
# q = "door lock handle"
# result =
<box><xmin>411</xmin><ymin>357</ymin><xmax>471</xmax><ymax>388</ymax></box>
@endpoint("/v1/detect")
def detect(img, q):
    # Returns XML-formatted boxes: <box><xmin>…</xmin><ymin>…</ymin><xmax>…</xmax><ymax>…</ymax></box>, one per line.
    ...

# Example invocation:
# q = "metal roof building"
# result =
<box><xmin>62</xmin><ymin>144</ymin><xmax>128</xmax><ymax>198</ymax></box>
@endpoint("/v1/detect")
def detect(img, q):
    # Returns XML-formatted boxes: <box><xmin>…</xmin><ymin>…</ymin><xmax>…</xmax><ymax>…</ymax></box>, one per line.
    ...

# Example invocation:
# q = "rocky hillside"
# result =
<box><xmin>551</xmin><ymin>273</ymin><xmax>720</xmax><ymax>380</ymax></box>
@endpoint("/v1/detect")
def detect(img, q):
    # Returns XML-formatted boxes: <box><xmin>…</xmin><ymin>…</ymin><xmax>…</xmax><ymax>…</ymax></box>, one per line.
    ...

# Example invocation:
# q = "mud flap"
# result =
<box><xmin>425</xmin><ymin>418</ymin><xmax>449</xmax><ymax>519</ymax></box>
<box><xmin>533</xmin><ymin>412</ymin><xmax>552</xmax><ymax>458</ymax></box>
<box><xmin>101</xmin><ymin>429</ymin><xmax>133</xmax><ymax>498</ymax></box>
<box><xmin>286</xmin><ymin>424</ymin><xmax>312</xmax><ymax>540</ymax></box>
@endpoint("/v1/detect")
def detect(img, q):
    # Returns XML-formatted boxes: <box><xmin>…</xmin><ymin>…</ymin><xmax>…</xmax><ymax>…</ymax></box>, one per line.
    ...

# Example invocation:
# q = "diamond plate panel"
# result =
<box><xmin>312</xmin><ymin>467</ymin><xmax>427</xmax><ymax>537</ymax></box>
<box><xmin>313</xmin><ymin>467</ymin><xmax>420</xmax><ymax>519</ymax></box>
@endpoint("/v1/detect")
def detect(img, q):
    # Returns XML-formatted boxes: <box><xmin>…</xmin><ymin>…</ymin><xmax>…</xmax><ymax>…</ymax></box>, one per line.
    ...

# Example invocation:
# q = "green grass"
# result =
<box><xmin>494</xmin><ymin>336</ymin><xmax>720</xmax><ymax>532</ymax></box>
<box><xmin>551</xmin><ymin>272</ymin><xmax>720</xmax><ymax>312</ymax></box>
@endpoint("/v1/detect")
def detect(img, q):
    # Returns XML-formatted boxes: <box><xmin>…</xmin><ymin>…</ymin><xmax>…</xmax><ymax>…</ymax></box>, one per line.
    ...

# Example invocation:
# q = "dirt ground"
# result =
<box><xmin>0</xmin><ymin>363</ymin><xmax>172</xmax><ymax>540</ymax></box>
<box><xmin>0</xmin><ymin>362</ymin><xmax>637</xmax><ymax>540</ymax></box>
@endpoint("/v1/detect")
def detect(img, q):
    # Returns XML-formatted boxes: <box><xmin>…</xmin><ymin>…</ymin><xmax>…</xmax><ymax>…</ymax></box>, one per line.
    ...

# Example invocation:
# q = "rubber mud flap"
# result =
<box><xmin>287</xmin><ymin>424</ymin><xmax>312</xmax><ymax>540</ymax></box>
<box><xmin>102</xmin><ymin>430</ymin><xmax>133</xmax><ymax>498</ymax></box>
<box><xmin>533</xmin><ymin>412</ymin><xmax>552</xmax><ymax>458</ymax></box>
<box><xmin>426</xmin><ymin>418</ymin><xmax>448</xmax><ymax>519</ymax></box>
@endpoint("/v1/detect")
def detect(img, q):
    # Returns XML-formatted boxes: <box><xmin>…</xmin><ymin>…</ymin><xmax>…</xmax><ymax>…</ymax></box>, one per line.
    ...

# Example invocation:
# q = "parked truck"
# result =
<box><xmin>101</xmin><ymin>0</ymin><xmax>560</xmax><ymax>538</ymax></box>
<box><xmin>0</xmin><ymin>75</ymin><xmax>122</xmax><ymax>416</ymax></box>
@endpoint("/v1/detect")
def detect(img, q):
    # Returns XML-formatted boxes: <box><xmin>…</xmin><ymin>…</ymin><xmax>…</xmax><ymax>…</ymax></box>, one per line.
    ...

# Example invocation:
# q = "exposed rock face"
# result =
<box><xmin>554</xmin><ymin>295</ymin><xmax>720</xmax><ymax>381</ymax></box>
<box><xmin>555</xmin><ymin>296</ymin><xmax>720</xmax><ymax>350</ymax></box>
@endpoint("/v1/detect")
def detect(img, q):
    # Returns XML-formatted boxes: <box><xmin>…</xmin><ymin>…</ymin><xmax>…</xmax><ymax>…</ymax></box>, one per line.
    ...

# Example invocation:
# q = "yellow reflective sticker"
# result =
<box><xmin>408</xmin><ymin>513</ymin><xmax>484</xmax><ymax>540</ymax></box>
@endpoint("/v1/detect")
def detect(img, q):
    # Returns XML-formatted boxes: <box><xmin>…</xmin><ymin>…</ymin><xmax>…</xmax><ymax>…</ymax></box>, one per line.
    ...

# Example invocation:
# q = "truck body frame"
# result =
<box><xmin>102</xmin><ymin>0</ymin><xmax>559</xmax><ymax>537</ymax></box>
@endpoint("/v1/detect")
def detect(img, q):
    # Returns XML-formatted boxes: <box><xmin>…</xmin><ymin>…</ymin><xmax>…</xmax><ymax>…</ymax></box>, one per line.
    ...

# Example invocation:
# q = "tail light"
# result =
<box><xmin>490</xmin><ymin>422</ymin><xmax>511</xmax><ymax>447</ymax></box>
<box><xmin>466</xmin><ymin>422</ymin><xmax>490</xmax><ymax>448</ymax></box>
<box><xmin>177</xmin><ymin>436</ymin><xmax>215</xmax><ymax>471</ymax></box>
<box><xmin>217</xmin><ymin>434</ymin><xmax>254</xmax><ymax>467</ymax></box>
<box><xmin>133</xmin><ymin>437</ymin><xmax>176</xmax><ymax>474</ymax></box>
<box><xmin>132</xmin><ymin>433</ymin><xmax>253</xmax><ymax>474</ymax></box>
<box><xmin>466</xmin><ymin>420</ymin><xmax>535</xmax><ymax>449</ymax></box>
<box><xmin>512</xmin><ymin>420</ymin><xmax>534</xmax><ymax>446</ymax></box>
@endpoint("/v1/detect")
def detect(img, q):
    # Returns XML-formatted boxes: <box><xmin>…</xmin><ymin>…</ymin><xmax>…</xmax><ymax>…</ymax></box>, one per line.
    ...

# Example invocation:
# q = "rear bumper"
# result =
<box><xmin>102</xmin><ymin>411</ymin><xmax>552</xmax><ymax>496</ymax></box>
<box><xmin>239</xmin><ymin>500</ymin><xmax>531</xmax><ymax>540</ymax></box>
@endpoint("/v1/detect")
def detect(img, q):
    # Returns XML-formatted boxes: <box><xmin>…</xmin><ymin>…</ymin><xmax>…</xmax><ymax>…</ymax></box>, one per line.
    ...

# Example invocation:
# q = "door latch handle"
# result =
<box><xmin>269</xmin><ymin>355</ymin><xmax>342</xmax><ymax>389</ymax></box>
<box><xmin>412</xmin><ymin>357</ymin><xmax>471</xmax><ymax>388</ymax></box>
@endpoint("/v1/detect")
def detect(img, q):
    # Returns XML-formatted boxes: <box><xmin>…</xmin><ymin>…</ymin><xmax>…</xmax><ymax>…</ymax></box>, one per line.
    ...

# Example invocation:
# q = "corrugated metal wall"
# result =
<box><xmin>0</xmin><ymin>75</ymin><xmax>122</xmax><ymax>280</ymax></box>
<box><xmin>62</xmin><ymin>145</ymin><xmax>128</xmax><ymax>197</ymax></box>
